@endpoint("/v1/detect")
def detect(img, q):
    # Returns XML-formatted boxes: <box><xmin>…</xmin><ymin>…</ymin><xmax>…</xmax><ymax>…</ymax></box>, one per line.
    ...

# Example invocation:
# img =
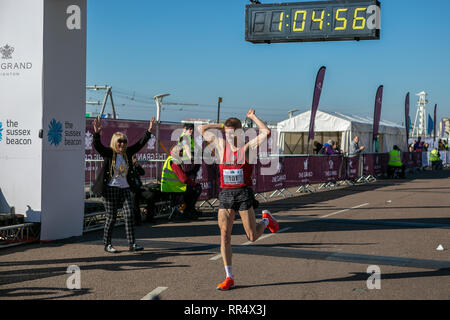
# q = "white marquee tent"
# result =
<box><xmin>276</xmin><ymin>110</ymin><xmax>407</xmax><ymax>155</ymax></box>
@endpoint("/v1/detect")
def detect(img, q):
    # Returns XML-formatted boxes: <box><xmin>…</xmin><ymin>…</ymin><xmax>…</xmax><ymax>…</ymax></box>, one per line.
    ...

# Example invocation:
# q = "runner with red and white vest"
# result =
<box><xmin>198</xmin><ymin>109</ymin><xmax>279</xmax><ymax>291</ymax></box>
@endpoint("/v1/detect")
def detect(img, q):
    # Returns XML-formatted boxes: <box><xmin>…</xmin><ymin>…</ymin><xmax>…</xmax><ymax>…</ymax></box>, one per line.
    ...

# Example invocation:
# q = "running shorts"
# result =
<box><xmin>218</xmin><ymin>186</ymin><xmax>255</xmax><ymax>211</ymax></box>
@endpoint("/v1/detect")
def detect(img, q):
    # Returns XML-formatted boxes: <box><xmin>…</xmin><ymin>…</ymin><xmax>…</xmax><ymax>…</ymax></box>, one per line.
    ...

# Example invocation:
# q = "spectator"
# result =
<box><xmin>438</xmin><ymin>139</ymin><xmax>445</xmax><ymax>151</ymax></box>
<box><xmin>92</xmin><ymin>117</ymin><xmax>155</xmax><ymax>253</ymax></box>
<box><xmin>179</xmin><ymin>123</ymin><xmax>201</xmax><ymax>177</ymax></box>
<box><xmin>349</xmin><ymin>136</ymin><xmax>365</xmax><ymax>156</ymax></box>
<box><xmin>409</xmin><ymin>140</ymin><xmax>416</xmax><ymax>152</ymax></box>
<box><xmin>161</xmin><ymin>144</ymin><xmax>202</xmax><ymax>219</ymax></box>
<box><xmin>129</xmin><ymin>154</ymin><xmax>146</xmax><ymax>226</ymax></box>
<box><xmin>429</xmin><ymin>148</ymin><xmax>443</xmax><ymax>170</ymax></box>
<box><xmin>414</xmin><ymin>137</ymin><xmax>424</xmax><ymax>152</ymax></box>
<box><xmin>313</xmin><ymin>141</ymin><xmax>323</xmax><ymax>154</ymax></box>
<box><xmin>321</xmin><ymin>140</ymin><xmax>339</xmax><ymax>155</ymax></box>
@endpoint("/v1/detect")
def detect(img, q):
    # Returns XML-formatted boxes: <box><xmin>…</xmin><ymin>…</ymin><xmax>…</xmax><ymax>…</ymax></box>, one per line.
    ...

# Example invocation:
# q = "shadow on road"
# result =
<box><xmin>235</xmin><ymin>268</ymin><xmax>450</xmax><ymax>290</ymax></box>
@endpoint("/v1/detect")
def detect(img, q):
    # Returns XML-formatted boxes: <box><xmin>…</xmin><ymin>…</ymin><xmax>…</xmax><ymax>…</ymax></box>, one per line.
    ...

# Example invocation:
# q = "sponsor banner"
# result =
<box><xmin>0</xmin><ymin>0</ymin><xmax>44</xmax><ymax>216</ymax></box>
<box><xmin>346</xmin><ymin>156</ymin><xmax>361</xmax><ymax>180</ymax></box>
<box><xmin>434</xmin><ymin>104</ymin><xmax>437</xmax><ymax>141</ymax></box>
<box><xmin>258</xmin><ymin>157</ymin><xmax>287</xmax><ymax>192</ymax></box>
<box><xmin>372</xmin><ymin>85</ymin><xmax>383</xmax><ymax>142</ymax></box>
<box><xmin>195</xmin><ymin>164</ymin><xmax>220</xmax><ymax>201</ymax></box>
<box><xmin>320</xmin><ymin>155</ymin><xmax>345</xmax><ymax>182</ymax></box>
<box><xmin>285</xmin><ymin>156</ymin><xmax>314</xmax><ymax>186</ymax></box>
<box><xmin>308</xmin><ymin>66</ymin><xmax>326</xmax><ymax>142</ymax></box>
<box><xmin>405</xmin><ymin>93</ymin><xmax>410</xmax><ymax>145</ymax></box>
<box><xmin>363</xmin><ymin>153</ymin><xmax>389</xmax><ymax>176</ymax></box>
<box><xmin>402</xmin><ymin>152</ymin><xmax>415</xmax><ymax>169</ymax></box>
<box><xmin>40</xmin><ymin>0</ymin><xmax>87</xmax><ymax>241</ymax></box>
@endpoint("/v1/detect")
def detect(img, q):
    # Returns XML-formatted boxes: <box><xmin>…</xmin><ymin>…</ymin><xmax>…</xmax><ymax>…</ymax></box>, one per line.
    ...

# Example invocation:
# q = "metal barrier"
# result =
<box><xmin>82</xmin><ymin>153</ymin><xmax>426</xmax><ymax>233</ymax></box>
<box><xmin>0</xmin><ymin>223</ymin><xmax>41</xmax><ymax>248</ymax></box>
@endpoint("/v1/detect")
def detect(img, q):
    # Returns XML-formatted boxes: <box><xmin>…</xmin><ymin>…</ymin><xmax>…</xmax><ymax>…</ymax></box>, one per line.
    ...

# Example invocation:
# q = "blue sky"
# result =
<box><xmin>86</xmin><ymin>0</ymin><xmax>450</xmax><ymax>124</ymax></box>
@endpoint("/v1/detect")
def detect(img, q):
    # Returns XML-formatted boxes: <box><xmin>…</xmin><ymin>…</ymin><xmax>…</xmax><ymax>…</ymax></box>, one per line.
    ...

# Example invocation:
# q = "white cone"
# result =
<box><xmin>436</xmin><ymin>244</ymin><xmax>444</xmax><ymax>251</ymax></box>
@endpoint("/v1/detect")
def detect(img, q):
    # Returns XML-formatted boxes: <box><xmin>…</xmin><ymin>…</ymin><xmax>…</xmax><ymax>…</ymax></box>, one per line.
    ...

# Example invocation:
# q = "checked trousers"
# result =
<box><xmin>102</xmin><ymin>186</ymin><xmax>136</xmax><ymax>246</ymax></box>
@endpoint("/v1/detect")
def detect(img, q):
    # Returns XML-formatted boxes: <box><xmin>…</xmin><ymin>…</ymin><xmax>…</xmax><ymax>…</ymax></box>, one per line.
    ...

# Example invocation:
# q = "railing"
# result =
<box><xmin>81</xmin><ymin>152</ymin><xmax>427</xmax><ymax>232</ymax></box>
<box><xmin>0</xmin><ymin>223</ymin><xmax>41</xmax><ymax>248</ymax></box>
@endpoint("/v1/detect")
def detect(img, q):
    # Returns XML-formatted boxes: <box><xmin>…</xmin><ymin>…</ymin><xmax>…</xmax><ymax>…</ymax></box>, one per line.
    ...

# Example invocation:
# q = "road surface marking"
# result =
<box><xmin>320</xmin><ymin>203</ymin><xmax>369</xmax><ymax>219</ymax></box>
<box><xmin>141</xmin><ymin>287</ymin><xmax>168</xmax><ymax>300</ymax></box>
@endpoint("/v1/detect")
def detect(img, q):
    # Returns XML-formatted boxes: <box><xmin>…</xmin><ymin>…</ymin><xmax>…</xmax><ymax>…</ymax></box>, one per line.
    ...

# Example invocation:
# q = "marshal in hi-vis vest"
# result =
<box><xmin>161</xmin><ymin>156</ymin><xmax>187</xmax><ymax>193</ymax></box>
<box><xmin>429</xmin><ymin>149</ymin><xmax>440</xmax><ymax>162</ymax></box>
<box><xmin>388</xmin><ymin>150</ymin><xmax>402</xmax><ymax>167</ymax></box>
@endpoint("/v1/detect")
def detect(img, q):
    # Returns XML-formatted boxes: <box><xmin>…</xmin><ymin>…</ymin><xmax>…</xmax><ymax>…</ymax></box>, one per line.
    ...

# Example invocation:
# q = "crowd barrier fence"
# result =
<box><xmin>84</xmin><ymin>151</ymin><xmax>437</xmax><ymax>202</ymax></box>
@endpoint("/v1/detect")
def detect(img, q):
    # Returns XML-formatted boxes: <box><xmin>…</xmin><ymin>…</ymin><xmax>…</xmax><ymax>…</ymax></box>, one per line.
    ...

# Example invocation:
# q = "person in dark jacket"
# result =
<box><xmin>313</xmin><ymin>141</ymin><xmax>323</xmax><ymax>154</ymax></box>
<box><xmin>92</xmin><ymin>117</ymin><xmax>155</xmax><ymax>253</ymax></box>
<box><xmin>130</xmin><ymin>154</ymin><xmax>146</xmax><ymax>225</ymax></box>
<box><xmin>322</xmin><ymin>140</ymin><xmax>339</xmax><ymax>155</ymax></box>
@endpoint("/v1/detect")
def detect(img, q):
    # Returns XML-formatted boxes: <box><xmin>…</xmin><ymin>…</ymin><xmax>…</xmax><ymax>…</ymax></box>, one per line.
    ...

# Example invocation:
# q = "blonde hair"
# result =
<box><xmin>110</xmin><ymin>132</ymin><xmax>128</xmax><ymax>152</ymax></box>
<box><xmin>109</xmin><ymin>132</ymin><xmax>129</xmax><ymax>178</ymax></box>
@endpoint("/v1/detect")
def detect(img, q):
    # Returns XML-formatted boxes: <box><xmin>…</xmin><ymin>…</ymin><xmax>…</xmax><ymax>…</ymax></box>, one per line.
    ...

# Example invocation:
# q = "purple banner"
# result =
<box><xmin>346</xmin><ymin>156</ymin><xmax>360</xmax><ymax>180</ymax></box>
<box><xmin>285</xmin><ymin>156</ymin><xmax>314</xmax><ymax>186</ymax></box>
<box><xmin>257</xmin><ymin>157</ymin><xmax>287</xmax><ymax>193</ymax></box>
<box><xmin>373</xmin><ymin>85</ymin><xmax>383</xmax><ymax>142</ymax></box>
<box><xmin>402</xmin><ymin>152</ymin><xmax>422</xmax><ymax>169</ymax></box>
<box><xmin>84</xmin><ymin>119</ymin><xmax>425</xmax><ymax>201</ymax></box>
<box><xmin>434</xmin><ymin>104</ymin><xmax>437</xmax><ymax>141</ymax></box>
<box><xmin>194</xmin><ymin>163</ymin><xmax>219</xmax><ymax>201</ymax></box>
<box><xmin>405</xmin><ymin>92</ymin><xmax>410</xmax><ymax>145</ymax></box>
<box><xmin>363</xmin><ymin>153</ymin><xmax>389</xmax><ymax>176</ymax></box>
<box><xmin>308</xmin><ymin>66</ymin><xmax>326</xmax><ymax>142</ymax></box>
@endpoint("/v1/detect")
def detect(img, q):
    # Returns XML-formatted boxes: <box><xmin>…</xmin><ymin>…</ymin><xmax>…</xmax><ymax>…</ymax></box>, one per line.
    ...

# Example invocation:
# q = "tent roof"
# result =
<box><xmin>277</xmin><ymin>110</ymin><xmax>404</xmax><ymax>133</ymax></box>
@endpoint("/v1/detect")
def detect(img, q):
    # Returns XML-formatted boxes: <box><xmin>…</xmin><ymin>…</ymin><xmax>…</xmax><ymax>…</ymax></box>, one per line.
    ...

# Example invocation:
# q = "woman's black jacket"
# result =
<box><xmin>91</xmin><ymin>130</ymin><xmax>152</xmax><ymax>196</ymax></box>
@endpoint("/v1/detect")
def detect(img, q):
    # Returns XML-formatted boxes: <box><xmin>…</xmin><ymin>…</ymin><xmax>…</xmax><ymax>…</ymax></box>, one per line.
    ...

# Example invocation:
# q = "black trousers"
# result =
<box><xmin>183</xmin><ymin>185</ymin><xmax>202</xmax><ymax>212</ymax></box>
<box><xmin>431</xmin><ymin>160</ymin><xmax>443</xmax><ymax>170</ymax></box>
<box><xmin>131</xmin><ymin>190</ymin><xmax>143</xmax><ymax>223</ymax></box>
<box><xmin>102</xmin><ymin>186</ymin><xmax>135</xmax><ymax>246</ymax></box>
<box><xmin>388</xmin><ymin>165</ymin><xmax>405</xmax><ymax>178</ymax></box>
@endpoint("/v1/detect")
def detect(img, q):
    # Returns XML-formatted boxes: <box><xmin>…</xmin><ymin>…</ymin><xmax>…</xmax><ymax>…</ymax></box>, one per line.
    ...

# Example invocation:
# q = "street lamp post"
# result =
<box><xmin>153</xmin><ymin>93</ymin><xmax>170</xmax><ymax>181</ymax></box>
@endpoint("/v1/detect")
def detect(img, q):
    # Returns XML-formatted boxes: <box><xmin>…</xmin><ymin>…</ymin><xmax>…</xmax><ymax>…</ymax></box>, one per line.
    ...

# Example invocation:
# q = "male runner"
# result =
<box><xmin>198</xmin><ymin>109</ymin><xmax>279</xmax><ymax>290</ymax></box>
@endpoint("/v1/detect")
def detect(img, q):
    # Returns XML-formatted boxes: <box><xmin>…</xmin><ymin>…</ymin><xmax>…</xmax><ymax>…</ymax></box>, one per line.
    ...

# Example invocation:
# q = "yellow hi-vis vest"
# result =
<box><xmin>179</xmin><ymin>133</ymin><xmax>194</xmax><ymax>161</ymax></box>
<box><xmin>388</xmin><ymin>150</ymin><xmax>402</xmax><ymax>167</ymax></box>
<box><xmin>161</xmin><ymin>156</ymin><xmax>187</xmax><ymax>193</ymax></box>
<box><xmin>430</xmin><ymin>149</ymin><xmax>440</xmax><ymax>162</ymax></box>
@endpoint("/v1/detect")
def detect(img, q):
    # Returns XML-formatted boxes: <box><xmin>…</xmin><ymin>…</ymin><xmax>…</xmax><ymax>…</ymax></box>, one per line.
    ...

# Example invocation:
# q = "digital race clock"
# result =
<box><xmin>245</xmin><ymin>0</ymin><xmax>381</xmax><ymax>44</ymax></box>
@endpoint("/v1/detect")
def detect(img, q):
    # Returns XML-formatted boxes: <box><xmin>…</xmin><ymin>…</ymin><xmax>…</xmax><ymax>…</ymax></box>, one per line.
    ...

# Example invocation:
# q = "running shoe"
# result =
<box><xmin>216</xmin><ymin>277</ymin><xmax>235</xmax><ymax>291</ymax></box>
<box><xmin>104</xmin><ymin>244</ymin><xmax>118</xmax><ymax>253</ymax></box>
<box><xmin>262</xmin><ymin>210</ymin><xmax>279</xmax><ymax>233</ymax></box>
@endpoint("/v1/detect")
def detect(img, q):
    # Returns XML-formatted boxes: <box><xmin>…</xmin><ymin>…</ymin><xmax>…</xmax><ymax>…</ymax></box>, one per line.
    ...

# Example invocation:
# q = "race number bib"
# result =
<box><xmin>223</xmin><ymin>169</ymin><xmax>244</xmax><ymax>185</ymax></box>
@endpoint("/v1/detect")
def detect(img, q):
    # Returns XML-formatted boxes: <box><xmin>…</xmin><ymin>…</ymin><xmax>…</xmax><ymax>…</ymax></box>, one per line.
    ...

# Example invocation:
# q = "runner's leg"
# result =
<box><xmin>218</xmin><ymin>208</ymin><xmax>236</xmax><ymax>267</ymax></box>
<box><xmin>239</xmin><ymin>206</ymin><xmax>266</xmax><ymax>242</ymax></box>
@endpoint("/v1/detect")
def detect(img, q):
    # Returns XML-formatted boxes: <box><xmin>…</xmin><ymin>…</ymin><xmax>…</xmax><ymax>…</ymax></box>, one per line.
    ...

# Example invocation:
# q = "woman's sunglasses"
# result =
<box><xmin>117</xmin><ymin>139</ymin><xmax>128</xmax><ymax>144</ymax></box>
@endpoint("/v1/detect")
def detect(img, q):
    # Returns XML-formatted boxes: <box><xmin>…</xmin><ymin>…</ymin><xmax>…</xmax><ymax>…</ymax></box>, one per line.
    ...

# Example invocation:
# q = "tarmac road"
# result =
<box><xmin>1</xmin><ymin>169</ymin><xmax>449</xmax><ymax>301</ymax></box>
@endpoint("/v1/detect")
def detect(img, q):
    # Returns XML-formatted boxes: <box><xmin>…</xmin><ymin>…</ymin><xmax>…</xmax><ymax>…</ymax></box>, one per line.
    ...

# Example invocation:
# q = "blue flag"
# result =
<box><xmin>427</xmin><ymin>114</ymin><xmax>434</xmax><ymax>136</ymax></box>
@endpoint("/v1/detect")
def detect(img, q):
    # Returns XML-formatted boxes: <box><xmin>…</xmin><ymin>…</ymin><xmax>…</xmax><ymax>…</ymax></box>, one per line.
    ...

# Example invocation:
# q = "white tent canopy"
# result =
<box><xmin>276</xmin><ymin>110</ymin><xmax>407</xmax><ymax>154</ymax></box>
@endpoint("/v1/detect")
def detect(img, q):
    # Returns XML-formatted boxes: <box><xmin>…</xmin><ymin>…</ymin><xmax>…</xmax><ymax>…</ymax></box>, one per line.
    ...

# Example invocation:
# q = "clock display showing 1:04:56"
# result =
<box><xmin>246</xmin><ymin>0</ymin><xmax>381</xmax><ymax>43</ymax></box>
<box><xmin>268</xmin><ymin>7</ymin><xmax>372</xmax><ymax>33</ymax></box>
